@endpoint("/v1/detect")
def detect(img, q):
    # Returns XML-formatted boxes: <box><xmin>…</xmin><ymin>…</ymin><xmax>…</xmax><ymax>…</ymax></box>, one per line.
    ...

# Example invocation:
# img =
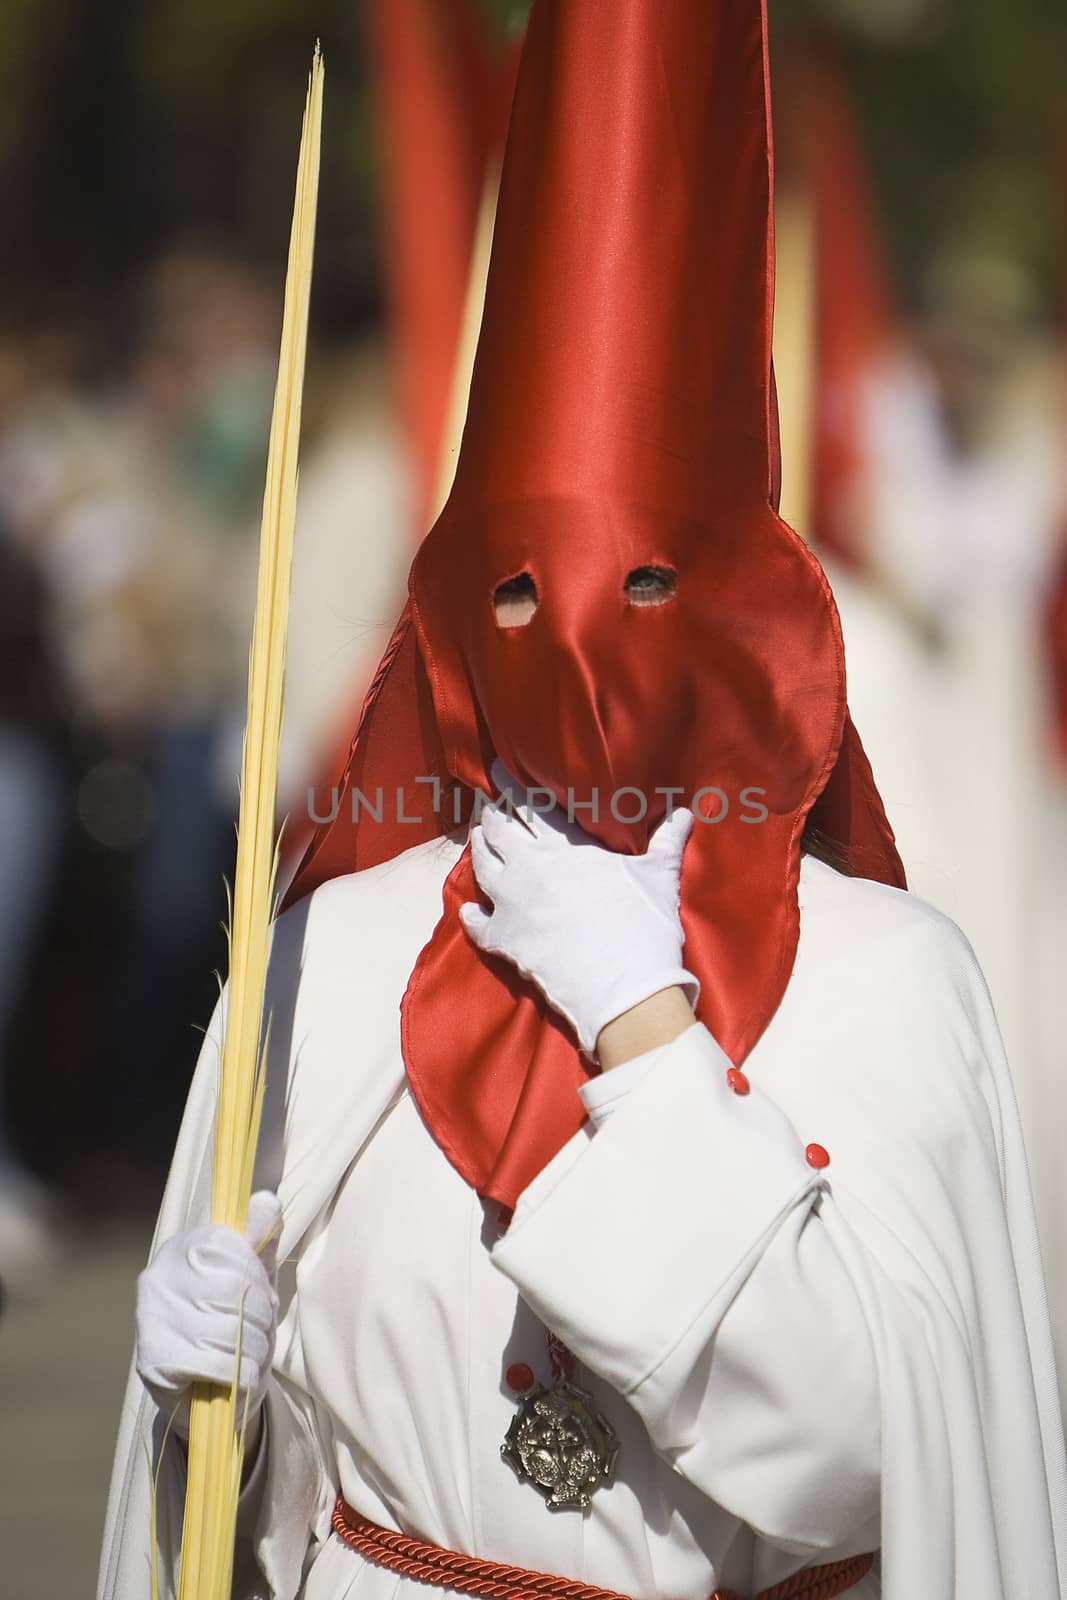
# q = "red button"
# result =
<box><xmin>726</xmin><ymin>1068</ymin><xmax>750</xmax><ymax>1096</ymax></box>
<box><xmin>505</xmin><ymin>1362</ymin><xmax>535</xmax><ymax>1393</ymax></box>
<box><xmin>805</xmin><ymin>1143</ymin><xmax>831</xmax><ymax>1169</ymax></box>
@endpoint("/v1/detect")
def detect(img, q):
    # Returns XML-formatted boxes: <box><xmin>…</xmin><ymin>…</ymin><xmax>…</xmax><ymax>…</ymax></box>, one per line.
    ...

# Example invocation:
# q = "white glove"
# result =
<box><xmin>460</xmin><ymin>766</ymin><xmax>698</xmax><ymax>1055</ymax></box>
<box><xmin>135</xmin><ymin>1189</ymin><xmax>282</xmax><ymax>1437</ymax></box>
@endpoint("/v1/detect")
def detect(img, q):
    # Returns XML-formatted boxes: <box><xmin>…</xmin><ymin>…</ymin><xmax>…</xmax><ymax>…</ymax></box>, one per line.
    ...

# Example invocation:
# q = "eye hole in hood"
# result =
<box><xmin>493</xmin><ymin>571</ymin><xmax>539</xmax><ymax>628</ymax></box>
<box><xmin>625</xmin><ymin>565</ymin><xmax>677</xmax><ymax>606</ymax></box>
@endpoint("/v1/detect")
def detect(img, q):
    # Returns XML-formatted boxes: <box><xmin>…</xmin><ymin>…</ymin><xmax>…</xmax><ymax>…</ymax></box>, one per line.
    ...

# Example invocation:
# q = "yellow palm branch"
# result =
<box><xmin>175</xmin><ymin>44</ymin><xmax>324</xmax><ymax>1600</ymax></box>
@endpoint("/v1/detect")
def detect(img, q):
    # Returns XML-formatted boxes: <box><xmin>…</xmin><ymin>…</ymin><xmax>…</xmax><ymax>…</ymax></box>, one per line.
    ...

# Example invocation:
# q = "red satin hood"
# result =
<box><xmin>285</xmin><ymin>0</ymin><xmax>905</xmax><ymax>1208</ymax></box>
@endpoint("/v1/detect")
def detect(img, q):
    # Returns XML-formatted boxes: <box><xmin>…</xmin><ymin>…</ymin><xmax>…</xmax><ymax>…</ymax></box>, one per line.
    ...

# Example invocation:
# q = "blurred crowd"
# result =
<box><xmin>0</xmin><ymin>245</ymin><xmax>409</xmax><ymax>1291</ymax></box>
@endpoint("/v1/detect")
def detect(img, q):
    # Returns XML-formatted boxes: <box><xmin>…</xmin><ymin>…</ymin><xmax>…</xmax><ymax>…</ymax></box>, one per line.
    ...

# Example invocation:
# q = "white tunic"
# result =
<box><xmin>99</xmin><ymin>837</ymin><xmax>1067</xmax><ymax>1600</ymax></box>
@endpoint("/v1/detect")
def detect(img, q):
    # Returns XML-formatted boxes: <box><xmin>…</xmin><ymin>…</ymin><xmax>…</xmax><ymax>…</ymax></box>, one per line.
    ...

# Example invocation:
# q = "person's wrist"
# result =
<box><xmin>581</xmin><ymin>954</ymin><xmax>697</xmax><ymax>1054</ymax></box>
<box><xmin>595</xmin><ymin>985</ymin><xmax>696</xmax><ymax>1070</ymax></box>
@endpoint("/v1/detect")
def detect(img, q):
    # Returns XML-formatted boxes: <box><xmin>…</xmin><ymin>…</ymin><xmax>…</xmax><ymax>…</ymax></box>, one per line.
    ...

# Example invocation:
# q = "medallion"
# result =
<box><xmin>501</xmin><ymin>1378</ymin><xmax>619</xmax><ymax>1510</ymax></box>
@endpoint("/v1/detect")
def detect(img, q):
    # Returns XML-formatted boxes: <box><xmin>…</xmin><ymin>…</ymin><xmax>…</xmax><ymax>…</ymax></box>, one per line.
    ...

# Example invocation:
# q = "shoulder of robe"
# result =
<box><xmin>251</xmin><ymin>834</ymin><xmax>464</xmax><ymax>1230</ymax></box>
<box><xmin>797</xmin><ymin>854</ymin><xmax>987</xmax><ymax>1013</ymax></box>
<box><xmin>266</xmin><ymin>833</ymin><xmax>465</xmax><ymax>1006</ymax></box>
<box><xmin>777</xmin><ymin>856</ymin><xmax>1006</xmax><ymax>1177</ymax></box>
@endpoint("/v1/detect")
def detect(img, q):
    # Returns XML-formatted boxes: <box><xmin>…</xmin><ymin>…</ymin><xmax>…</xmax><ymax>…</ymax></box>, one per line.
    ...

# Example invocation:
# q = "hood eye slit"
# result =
<box><xmin>625</xmin><ymin>565</ymin><xmax>676</xmax><ymax>606</ymax></box>
<box><xmin>493</xmin><ymin>572</ymin><xmax>539</xmax><ymax>628</ymax></box>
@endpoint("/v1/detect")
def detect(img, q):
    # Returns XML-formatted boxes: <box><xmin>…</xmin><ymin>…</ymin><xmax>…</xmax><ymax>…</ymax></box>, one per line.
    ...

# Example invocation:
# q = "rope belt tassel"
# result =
<box><xmin>331</xmin><ymin>1498</ymin><xmax>874</xmax><ymax>1600</ymax></box>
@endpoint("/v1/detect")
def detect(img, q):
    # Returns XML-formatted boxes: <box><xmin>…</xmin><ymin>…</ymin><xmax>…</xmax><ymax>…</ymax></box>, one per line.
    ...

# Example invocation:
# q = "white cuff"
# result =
<box><xmin>579</xmin><ymin>1025</ymin><xmax>698</xmax><ymax>1125</ymax></box>
<box><xmin>493</xmin><ymin>1023</ymin><xmax>819</xmax><ymax>1397</ymax></box>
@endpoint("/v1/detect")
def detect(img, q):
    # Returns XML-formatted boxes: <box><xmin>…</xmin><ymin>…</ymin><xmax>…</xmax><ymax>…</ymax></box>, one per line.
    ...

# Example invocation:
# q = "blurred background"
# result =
<box><xmin>0</xmin><ymin>0</ymin><xmax>1065</xmax><ymax>1591</ymax></box>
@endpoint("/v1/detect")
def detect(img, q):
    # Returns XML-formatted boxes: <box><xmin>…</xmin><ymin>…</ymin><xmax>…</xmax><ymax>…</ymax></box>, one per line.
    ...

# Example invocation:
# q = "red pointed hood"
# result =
<box><xmin>1045</xmin><ymin>120</ymin><xmax>1067</xmax><ymax>767</ymax></box>
<box><xmin>366</xmin><ymin>0</ymin><xmax>509</xmax><ymax>532</ymax></box>
<box><xmin>287</xmin><ymin>0</ymin><xmax>904</xmax><ymax>1208</ymax></box>
<box><xmin>805</xmin><ymin>45</ymin><xmax>899</xmax><ymax>571</ymax></box>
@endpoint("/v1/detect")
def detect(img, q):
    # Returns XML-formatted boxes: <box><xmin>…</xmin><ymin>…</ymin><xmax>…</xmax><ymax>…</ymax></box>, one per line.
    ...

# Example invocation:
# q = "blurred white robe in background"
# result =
<box><xmin>829</xmin><ymin>350</ymin><xmax>1067</xmax><ymax>1404</ymax></box>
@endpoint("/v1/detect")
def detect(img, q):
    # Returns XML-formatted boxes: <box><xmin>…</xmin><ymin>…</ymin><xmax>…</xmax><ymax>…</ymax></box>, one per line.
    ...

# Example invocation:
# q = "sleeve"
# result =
<box><xmin>491</xmin><ymin>1022</ymin><xmax>882</xmax><ymax>1557</ymax></box>
<box><xmin>232</xmin><ymin>1270</ymin><xmax>339</xmax><ymax>1600</ymax></box>
<box><xmin>98</xmin><ymin>965</ymin><xmax>335</xmax><ymax>1600</ymax></box>
<box><xmin>97</xmin><ymin>996</ymin><xmax>222</xmax><ymax>1600</ymax></box>
<box><xmin>577</xmin><ymin>1047</ymin><xmax>661</xmax><ymax>1122</ymax></box>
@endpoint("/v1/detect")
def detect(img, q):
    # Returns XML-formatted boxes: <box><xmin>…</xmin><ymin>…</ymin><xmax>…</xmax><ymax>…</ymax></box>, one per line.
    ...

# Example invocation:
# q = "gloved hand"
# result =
<box><xmin>135</xmin><ymin>1189</ymin><xmax>282</xmax><ymax>1438</ymax></box>
<box><xmin>460</xmin><ymin>765</ymin><xmax>698</xmax><ymax>1055</ymax></box>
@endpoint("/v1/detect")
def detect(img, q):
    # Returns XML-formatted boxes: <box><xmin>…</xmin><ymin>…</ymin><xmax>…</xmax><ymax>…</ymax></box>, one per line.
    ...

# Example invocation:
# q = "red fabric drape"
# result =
<box><xmin>366</xmin><ymin>0</ymin><xmax>496</xmax><ymax>535</ymax></box>
<box><xmin>288</xmin><ymin>2</ymin><xmax>904</xmax><ymax>1210</ymax></box>
<box><xmin>803</xmin><ymin>47</ymin><xmax>898</xmax><ymax>572</ymax></box>
<box><xmin>1045</xmin><ymin>123</ymin><xmax>1067</xmax><ymax>764</ymax></box>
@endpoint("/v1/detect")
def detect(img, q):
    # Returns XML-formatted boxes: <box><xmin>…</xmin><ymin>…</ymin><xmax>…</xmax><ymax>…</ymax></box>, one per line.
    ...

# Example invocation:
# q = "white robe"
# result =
<box><xmin>835</xmin><ymin>351</ymin><xmax>1067</xmax><ymax>1409</ymax></box>
<box><xmin>98</xmin><ymin>836</ymin><xmax>1067</xmax><ymax>1600</ymax></box>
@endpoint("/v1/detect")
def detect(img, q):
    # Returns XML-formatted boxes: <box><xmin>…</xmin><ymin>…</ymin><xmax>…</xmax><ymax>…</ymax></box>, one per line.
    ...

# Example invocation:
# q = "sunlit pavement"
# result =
<box><xmin>0</xmin><ymin>1225</ymin><xmax>149</xmax><ymax>1599</ymax></box>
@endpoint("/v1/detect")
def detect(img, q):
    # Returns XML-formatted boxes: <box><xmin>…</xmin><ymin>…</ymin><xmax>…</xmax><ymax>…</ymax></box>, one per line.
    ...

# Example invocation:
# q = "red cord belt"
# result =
<box><xmin>331</xmin><ymin>1497</ymin><xmax>874</xmax><ymax>1600</ymax></box>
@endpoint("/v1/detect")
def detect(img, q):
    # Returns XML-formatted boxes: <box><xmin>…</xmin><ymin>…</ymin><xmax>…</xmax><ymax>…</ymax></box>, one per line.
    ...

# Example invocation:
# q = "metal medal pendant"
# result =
<box><xmin>501</xmin><ymin>1378</ymin><xmax>619</xmax><ymax>1510</ymax></box>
